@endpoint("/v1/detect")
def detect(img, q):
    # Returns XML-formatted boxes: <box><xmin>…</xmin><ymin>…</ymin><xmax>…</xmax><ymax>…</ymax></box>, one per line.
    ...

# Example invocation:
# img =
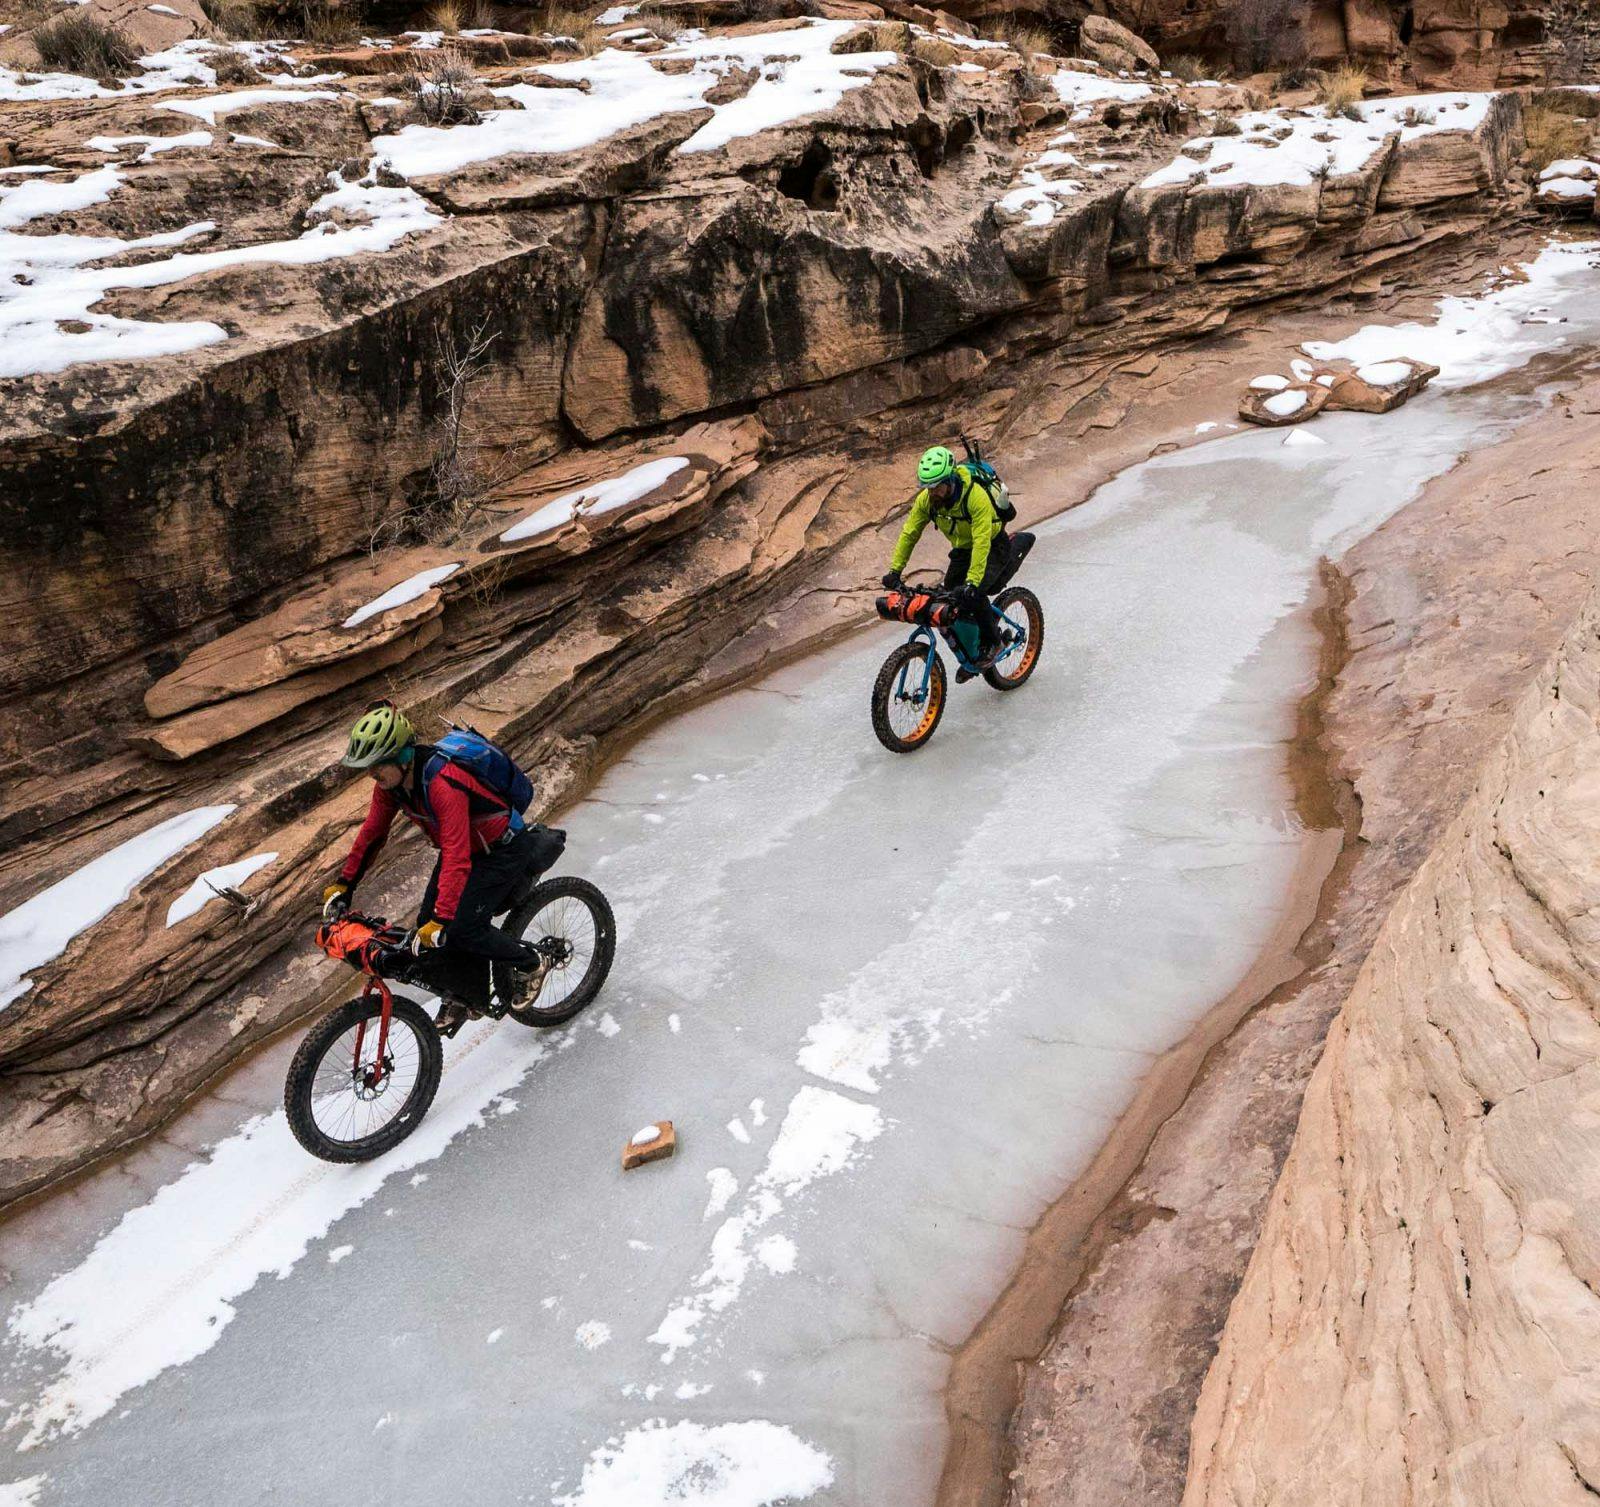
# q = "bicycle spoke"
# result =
<box><xmin>309</xmin><ymin>1014</ymin><xmax>424</xmax><ymax>1146</ymax></box>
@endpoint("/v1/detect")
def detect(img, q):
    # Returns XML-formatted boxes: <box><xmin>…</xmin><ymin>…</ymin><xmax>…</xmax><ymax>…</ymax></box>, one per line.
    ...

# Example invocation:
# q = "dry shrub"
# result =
<box><xmin>207</xmin><ymin>46</ymin><xmax>263</xmax><ymax>81</ymax></box>
<box><xmin>406</xmin><ymin>44</ymin><xmax>480</xmax><ymax>124</ymax></box>
<box><xmin>541</xmin><ymin>3</ymin><xmax>604</xmax><ymax>52</ymax></box>
<box><xmin>1224</xmin><ymin>0</ymin><xmax>1298</xmax><ymax>72</ymax></box>
<box><xmin>1524</xmin><ymin>96</ymin><xmax>1590</xmax><ymax>170</ymax></box>
<box><xmin>34</xmin><ymin>11</ymin><xmax>138</xmax><ymax>79</ymax></box>
<box><xmin>984</xmin><ymin>14</ymin><xmax>1054</xmax><ymax>60</ymax></box>
<box><xmin>370</xmin><ymin>319</ymin><xmax>514</xmax><ymax>551</ymax></box>
<box><xmin>1397</xmin><ymin>103</ymin><xmax>1434</xmax><ymax>126</ymax></box>
<box><xmin>1167</xmin><ymin>52</ymin><xmax>1208</xmax><ymax>81</ymax></box>
<box><xmin>629</xmin><ymin>5</ymin><xmax>681</xmax><ymax>39</ymax></box>
<box><xmin>1211</xmin><ymin>113</ymin><xmax>1243</xmax><ymax>134</ymax></box>
<box><xmin>430</xmin><ymin>0</ymin><xmax>463</xmax><ymax>29</ymax></box>
<box><xmin>1318</xmin><ymin>63</ymin><xmax>1367</xmax><ymax>115</ymax></box>
<box><xmin>296</xmin><ymin>0</ymin><xmax>364</xmax><ymax>42</ymax></box>
<box><xmin>201</xmin><ymin>0</ymin><xmax>269</xmax><ymax>38</ymax></box>
<box><xmin>1273</xmin><ymin>60</ymin><xmax>1322</xmax><ymax>90</ymax></box>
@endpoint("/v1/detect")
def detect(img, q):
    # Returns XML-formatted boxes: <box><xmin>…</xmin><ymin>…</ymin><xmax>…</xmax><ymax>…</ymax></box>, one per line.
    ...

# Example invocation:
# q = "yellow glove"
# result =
<box><xmin>322</xmin><ymin>883</ymin><xmax>350</xmax><ymax>921</ymax></box>
<box><xmin>411</xmin><ymin>920</ymin><xmax>446</xmax><ymax>955</ymax></box>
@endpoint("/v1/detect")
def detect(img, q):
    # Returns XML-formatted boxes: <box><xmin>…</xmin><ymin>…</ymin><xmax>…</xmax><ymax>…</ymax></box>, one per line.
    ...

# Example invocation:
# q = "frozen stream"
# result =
<box><xmin>4</xmin><ymin>245</ymin><xmax>1599</xmax><ymax>1507</ymax></box>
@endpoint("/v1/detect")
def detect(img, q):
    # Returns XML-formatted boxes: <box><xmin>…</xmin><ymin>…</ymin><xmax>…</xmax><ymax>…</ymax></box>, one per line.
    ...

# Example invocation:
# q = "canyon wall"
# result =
<box><xmin>0</xmin><ymin>19</ymin><xmax>1541</xmax><ymax>1204</ymax></box>
<box><xmin>1186</xmin><ymin>579</ymin><xmax>1600</xmax><ymax>1502</ymax></box>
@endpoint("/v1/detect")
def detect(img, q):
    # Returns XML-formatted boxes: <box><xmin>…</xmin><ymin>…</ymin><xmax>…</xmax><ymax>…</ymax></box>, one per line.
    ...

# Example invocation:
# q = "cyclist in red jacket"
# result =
<box><xmin>321</xmin><ymin>702</ymin><xmax>559</xmax><ymax>1031</ymax></box>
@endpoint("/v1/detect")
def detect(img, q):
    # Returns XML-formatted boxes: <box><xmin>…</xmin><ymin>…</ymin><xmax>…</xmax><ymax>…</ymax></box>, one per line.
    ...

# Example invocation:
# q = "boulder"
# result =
<box><xmin>1238</xmin><ymin>381</ymin><xmax>1331</xmax><ymax>425</ymax></box>
<box><xmin>1534</xmin><ymin>158</ymin><xmax>1600</xmax><ymax>214</ymax></box>
<box><xmin>1078</xmin><ymin>15</ymin><xmax>1160</xmax><ymax>72</ymax></box>
<box><xmin>1376</xmin><ymin>90</ymin><xmax>1522</xmax><ymax>209</ymax></box>
<box><xmin>1323</xmin><ymin>355</ymin><xmax>1440</xmax><ymax>412</ymax></box>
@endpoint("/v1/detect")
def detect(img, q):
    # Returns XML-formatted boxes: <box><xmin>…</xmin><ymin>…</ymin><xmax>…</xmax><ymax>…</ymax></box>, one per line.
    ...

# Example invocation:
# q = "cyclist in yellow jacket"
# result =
<box><xmin>881</xmin><ymin>445</ymin><xmax>1023</xmax><ymax>678</ymax></box>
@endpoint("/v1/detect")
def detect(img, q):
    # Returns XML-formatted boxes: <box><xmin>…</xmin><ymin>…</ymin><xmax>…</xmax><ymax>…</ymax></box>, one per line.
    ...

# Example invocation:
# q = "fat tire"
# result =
<box><xmin>498</xmin><ymin>876</ymin><xmax>616</xmax><ymax>1027</ymax></box>
<box><xmin>984</xmin><ymin>587</ymin><xmax>1045</xmax><ymax>691</ymax></box>
<box><xmin>285</xmin><ymin>994</ymin><xmax>443</xmax><ymax>1164</ymax></box>
<box><xmin>871</xmin><ymin>642</ymin><xmax>947</xmax><ymax>753</ymax></box>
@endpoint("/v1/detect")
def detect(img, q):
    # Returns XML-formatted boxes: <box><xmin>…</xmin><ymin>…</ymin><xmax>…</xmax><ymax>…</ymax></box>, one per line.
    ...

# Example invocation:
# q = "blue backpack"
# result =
<box><xmin>957</xmin><ymin>436</ymin><xmax>1016</xmax><ymax>524</ymax></box>
<box><xmin>422</xmin><ymin>725</ymin><xmax>535</xmax><ymax>832</ymax></box>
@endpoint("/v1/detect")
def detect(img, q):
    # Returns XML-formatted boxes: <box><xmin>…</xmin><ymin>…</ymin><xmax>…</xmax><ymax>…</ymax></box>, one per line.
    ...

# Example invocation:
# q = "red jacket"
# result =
<box><xmin>340</xmin><ymin>750</ymin><xmax>511</xmax><ymax>921</ymax></box>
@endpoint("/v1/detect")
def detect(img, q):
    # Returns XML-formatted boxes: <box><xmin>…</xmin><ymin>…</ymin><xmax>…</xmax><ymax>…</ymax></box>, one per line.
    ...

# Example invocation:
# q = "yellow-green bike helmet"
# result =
<box><xmin>917</xmin><ymin>445</ymin><xmax>956</xmax><ymax>486</ymax></box>
<box><xmin>340</xmin><ymin>700</ymin><xmax>416</xmax><ymax>769</ymax></box>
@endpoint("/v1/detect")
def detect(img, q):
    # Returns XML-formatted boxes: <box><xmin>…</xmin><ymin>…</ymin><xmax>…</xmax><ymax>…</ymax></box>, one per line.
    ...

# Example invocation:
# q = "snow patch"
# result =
<box><xmin>85</xmin><ymin>130</ymin><xmax>213</xmax><ymax>162</ymax></box>
<box><xmin>373</xmin><ymin>21</ymin><xmax>894</xmax><ymax>179</ymax></box>
<box><xmin>1247</xmin><ymin>373</ymin><xmax>1289</xmax><ymax>392</ymax></box>
<box><xmin>576</xmin><ymin>1321</ymin><xmax>612</xmax><ymax>1350</ymax></box>
<box><xmin>1262</xmin><ymin>390</ymin><xmax>1308</xmax><ymax>418</ymax></box>
<box><xmin>1281</xmin><ymin>428</ymin><xmax>1326</xmax><ymax>448</ymax></box>
<box><xmin>703</xmin><ymin>1168</ymin><xmax>738</xmax><ymax>1219</ymax></box>
<box><xmin>0</xmin><ymin>1478</ymin><xmax>46</xmax><ymax>1507</ymax></box>
<box><xmin>1</xmin><ymin>805</ymin><xmax>235</xmax><ymax>1009</ymax></box>
<box><xmin>754</xmin><ymin>1235</ymin><xmax>796</xmax><ymax>1275</ymax></box>
<box><xmin>632</xmin><ymin>1124</ymin><xmax>662</xmax><ymax>1146</ymax></box>
<box><xmin>159</xmin><ymin>87</ymin><xmax>339</xmax><ymax>124</ymax></box>
<box><xmin>1303</xmin><ymin>238</ymin><xmax>1600</xmax><ymax>386</ymax></box>
<box><xmin>499</xmin><ymin>458</ymin><xmax>690</xmax><ymax>543</ymax></box>
<box><xmin>1</xmin><ymin>167</ymin><xmax>442</xmax><ymax>377</ymax></box>
<box><xmin>1354</xmin><ymin>359</ymin><xmax>1413</xmax><ymax>386</ymax></box>
<box><xmin>327</xmin><ymin>1245</ymin><xmax>353</xmax><ymax>1265</ymax></box>
<box><xmin>1144</xmin><ymin>92</ymin><xmax>1495</xmax><ymax>190</ymax></box>
<box><xmin>555</xmin><ymin>1419</ymin><xmax>832</xmax><ymax>1507</ymax></box>
<box><xmin>342</xmin><ymin>563</ymin><xmax>460</xmax><ymax>628</ymax></box>
<box><xmin>164</xmin><ymin>851</ymin><xmax>277</xmax><ymax>927</ymax></box>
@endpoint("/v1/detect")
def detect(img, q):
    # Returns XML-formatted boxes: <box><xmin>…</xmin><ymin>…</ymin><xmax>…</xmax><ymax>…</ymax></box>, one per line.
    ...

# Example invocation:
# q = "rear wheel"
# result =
<box><xmin>984</xmin><ymin>587</ymin><xmax>1044</xmax><ymax>691</ymax></box>
<box><xmin>872</xmin><ymin>641</ymin><xmax>947</xmax><ymax>753</ymax></box>
<box><xmin>496</xmin><ymin>876</ymin><xmax>616</xmax><ymax>1026</ymax></box>
<box><xmin>285</xmin><ymin>995</ymin><xmax>442</xmax><ymax>1163</ymax></box>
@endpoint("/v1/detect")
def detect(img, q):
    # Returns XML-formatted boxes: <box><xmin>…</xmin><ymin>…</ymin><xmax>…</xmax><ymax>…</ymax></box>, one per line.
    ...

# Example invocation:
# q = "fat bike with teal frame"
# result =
<box><xmin>870</xmin><ymin>582</ymin><xmax>1045</xmax><ymax>753</ymax></box>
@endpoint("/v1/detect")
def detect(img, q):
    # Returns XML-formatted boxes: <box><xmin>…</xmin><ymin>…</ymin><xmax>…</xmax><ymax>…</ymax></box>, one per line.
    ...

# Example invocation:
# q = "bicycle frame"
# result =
<box><xmin>897</xmin><ymin>598</ymin><xmax>1028</xmax><ymax>687</ymax></box>
<box><xmin>351</xmin><ymin>974</ymin><xmax>396</xmax><ymax>1091</ymax></box>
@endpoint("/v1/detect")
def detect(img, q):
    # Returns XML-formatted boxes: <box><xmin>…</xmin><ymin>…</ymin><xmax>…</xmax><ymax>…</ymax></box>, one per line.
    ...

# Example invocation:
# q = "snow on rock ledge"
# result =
<box><xmin>1186</xmin><ymin>584</ymin><xmax>1600</xmax><ymax>1507</ymax></box>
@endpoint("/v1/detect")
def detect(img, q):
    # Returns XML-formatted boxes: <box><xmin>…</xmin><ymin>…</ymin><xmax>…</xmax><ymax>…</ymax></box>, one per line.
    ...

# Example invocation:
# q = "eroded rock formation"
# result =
<box><xmin>1187</xmin><ymin>575</ymin><xmax>1600</xmax><ymax>1507</ymax></box>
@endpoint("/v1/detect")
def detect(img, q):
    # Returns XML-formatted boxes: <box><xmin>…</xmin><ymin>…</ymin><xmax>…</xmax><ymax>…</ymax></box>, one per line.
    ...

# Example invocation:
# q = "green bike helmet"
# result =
<box><xmin>917</xmin><ymin>445</ymin><xmax>956</xmax><ymax>487</ymax></box>
<box><xmin>341</xmin><ymin>700</ymin><xmax>416</xmax><ymax>769</ymax></box>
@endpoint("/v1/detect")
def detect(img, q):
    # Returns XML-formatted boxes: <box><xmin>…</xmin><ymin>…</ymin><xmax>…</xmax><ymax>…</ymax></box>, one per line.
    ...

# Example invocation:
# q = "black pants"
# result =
<box><xmin>418</xmin><ymin>824</ymin><xmax>565</xmax><ymax>963</ymax></box>
<box><xmin>945</xmin><ymin>531</ymin><xmax>1034</xmax><ymax>649</ymax></box>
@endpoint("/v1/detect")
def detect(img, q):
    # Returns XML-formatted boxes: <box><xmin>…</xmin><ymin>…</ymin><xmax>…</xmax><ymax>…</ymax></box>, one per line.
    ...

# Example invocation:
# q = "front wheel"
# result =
<box><xmin>984</xmin><ymin>587</ymin><xmax>1045</xmax><ymax>691</ymax></box>
<box><xmin>285</xmin><ymin>994</ymin><xmax>443</xmax><ymax>1163</ymax></box>
<box><xmin>496</xmin><ymin>876</ymin><xmax>616</xmax><ymax>1026</ymax></box>
<box><xmin>872</xmin><ymin>641</ymin><xmax>947</xmax><ymax>753</ymax></box>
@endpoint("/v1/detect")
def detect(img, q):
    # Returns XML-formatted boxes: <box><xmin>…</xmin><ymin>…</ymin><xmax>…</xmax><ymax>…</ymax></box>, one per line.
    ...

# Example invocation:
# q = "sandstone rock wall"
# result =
<box><xmin>1186</xmin><ymin>587</ymin><xmax>1600</xmax><ymax>1504</ymax></box>
<box><xmin>1097</xmin><ymin>0</ymin><xmax>1574</xmax><ymax>89</ymax></box>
